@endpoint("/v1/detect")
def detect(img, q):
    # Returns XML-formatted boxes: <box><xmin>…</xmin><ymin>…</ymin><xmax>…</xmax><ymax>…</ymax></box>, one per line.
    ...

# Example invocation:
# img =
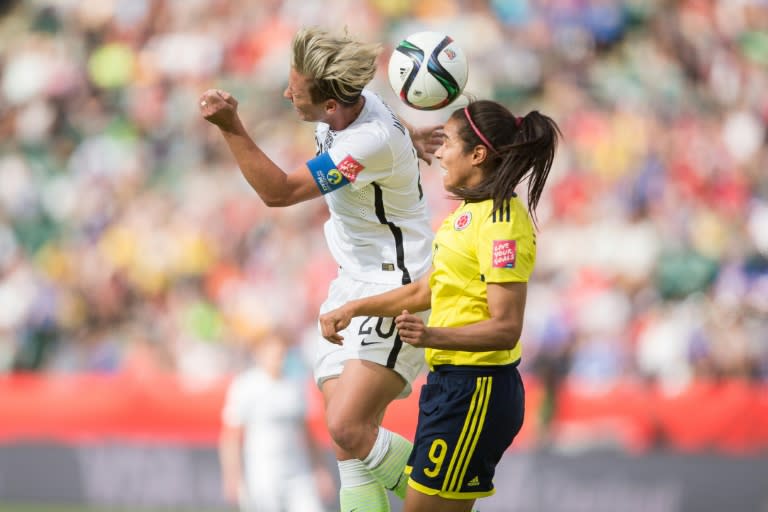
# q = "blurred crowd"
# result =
<box><xmin>0</xmin><ymin>0</ymin><xmax>766</xmax><ymax>396</ymax></box>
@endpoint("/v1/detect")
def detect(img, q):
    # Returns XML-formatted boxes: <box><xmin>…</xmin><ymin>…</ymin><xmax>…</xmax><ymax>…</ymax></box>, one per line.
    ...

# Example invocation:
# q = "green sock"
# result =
<box><xmin>364</xmin><ymin>429</ymin><xmax>412</xmax><ymax>500</ymax></box>
<box><xmin>338</xmin><ymin>459</ymin><xmax>390</xmax><ymax>512</ymax></box>
<box><xmin>339</xmin><ymin>481</ymin><xmax>390</xmax><ymax>512</ymax></box>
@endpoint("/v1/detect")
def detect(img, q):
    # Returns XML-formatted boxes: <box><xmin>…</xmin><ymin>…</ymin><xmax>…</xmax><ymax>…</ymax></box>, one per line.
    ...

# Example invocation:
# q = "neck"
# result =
<box><xmin>328</xmin><ymin>95</ymin><xmax>365</xmax><ymax>131</ymax></box>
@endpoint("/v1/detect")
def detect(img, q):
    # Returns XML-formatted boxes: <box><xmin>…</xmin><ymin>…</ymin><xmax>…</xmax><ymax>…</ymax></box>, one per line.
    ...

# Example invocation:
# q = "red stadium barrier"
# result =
<box><xmin>652</xmin><ymin>380</ymin><xmax>768</xmax><ymax>454</ymax></box>
<box><xmin>550</xmin><ymin>379</ymin><xmax>656</xmax><ymax>453</ymax></box>
<box><xmin>0</xmin><ymin>373</ymin><xmax>766</xmax><ymax>453</ymax></box>
<box><xmin>0</xmin><ymin>373</ymin><xmax>227</xmax><ymax>444</ymax></box>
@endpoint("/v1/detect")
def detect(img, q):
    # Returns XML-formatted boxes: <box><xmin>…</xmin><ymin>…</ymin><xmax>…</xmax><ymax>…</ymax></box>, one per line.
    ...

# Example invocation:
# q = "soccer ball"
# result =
<box><xmin>388</xmin><ymin>31</ymin><xmax>468</xmax><ymax>111</ymax></box>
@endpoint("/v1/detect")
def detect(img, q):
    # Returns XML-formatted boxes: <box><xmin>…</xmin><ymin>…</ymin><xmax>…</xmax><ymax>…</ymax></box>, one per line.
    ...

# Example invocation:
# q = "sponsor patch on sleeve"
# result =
<box><xmin>492</xmin><ymin>240</ymin><xmax>517</xmax><ymax>268</ymax></box>
<box><xmin>336</xmin><ymin>155</ymin><xmax>364</xmax><ymax>183</ymax></box>
<box><xmin>306</xmin><ymin>152</ymin><xmax>349</xmax><ymax>194</ymax></box>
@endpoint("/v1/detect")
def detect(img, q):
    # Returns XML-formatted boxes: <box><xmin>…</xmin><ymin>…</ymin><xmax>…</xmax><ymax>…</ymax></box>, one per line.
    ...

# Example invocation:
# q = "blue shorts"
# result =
<box><xmin>406</xmin><ymin>363</ymin><xmax>524</xmax><ymax>499</ymax></box>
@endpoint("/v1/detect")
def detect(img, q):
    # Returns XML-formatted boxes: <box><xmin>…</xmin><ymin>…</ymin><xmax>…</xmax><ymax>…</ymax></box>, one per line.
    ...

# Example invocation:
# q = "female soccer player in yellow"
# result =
<box><xmin>320</xmin><ymin>99</ymin><xmax>561</xmax><ymax>512</ymax></box>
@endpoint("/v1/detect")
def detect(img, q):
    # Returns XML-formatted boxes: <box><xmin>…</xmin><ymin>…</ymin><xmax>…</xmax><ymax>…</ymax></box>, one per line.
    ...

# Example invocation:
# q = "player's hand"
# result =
<box><xmin>411</xmin><ymin>124</ymin><xmax>444</xmax><ymax>165</ymax></box>
<box><xmin>199</xmin><ymin>89</ymin><xmax>240</xmax><ymax>131</ymax></box>
<box><xmin>319</xmin><ymin>306</ymin><xmax>352</xmax><ymax>345</ymax></box>
<box><xmin>395</xmin><ymin>309</ymin><xmax>432</xmax><ymax>347</ymax></box>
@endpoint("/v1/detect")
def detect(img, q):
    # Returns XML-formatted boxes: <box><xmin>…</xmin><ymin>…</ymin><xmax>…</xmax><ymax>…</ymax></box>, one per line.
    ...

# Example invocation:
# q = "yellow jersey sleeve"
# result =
<box><xmin>478</xmin><ymin>198</ymin><xmax>536</xmax><ymax>284</ymax></box>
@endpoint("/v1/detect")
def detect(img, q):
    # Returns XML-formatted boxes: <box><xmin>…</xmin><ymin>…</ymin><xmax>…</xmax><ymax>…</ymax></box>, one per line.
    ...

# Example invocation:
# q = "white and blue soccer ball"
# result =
<box><xmin>388</xmin><ymin>31</ymin><xmax>468</xmax><ymax>111</ymax></box>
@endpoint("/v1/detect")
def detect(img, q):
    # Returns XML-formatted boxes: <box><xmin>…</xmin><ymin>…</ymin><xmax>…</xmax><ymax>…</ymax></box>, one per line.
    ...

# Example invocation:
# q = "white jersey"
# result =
<box><xmin>306</xmin><ymin>90</ymin><xmax>434</xmax><ymax>285</ymax></box>
<box><xmin>221</xmin><ymin>367</ymin><xmax>313</xmax><ymax>480</ymax></box>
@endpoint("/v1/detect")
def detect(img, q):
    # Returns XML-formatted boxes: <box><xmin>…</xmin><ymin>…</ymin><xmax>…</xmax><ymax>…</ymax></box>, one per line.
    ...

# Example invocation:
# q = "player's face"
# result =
<box><xmin>435</xmin><ymin>118</ymin><xmax>484</xmax><ymax>190</ymax></box>
<box><xmin>257</xmin><ymin>334</ymin><xmax>288</xmax><ymax>378</ymax></box>
<box><xmin>284</xmin><ymin>68</ymin><xmax>327</xmax><ymax>122</ymax></box>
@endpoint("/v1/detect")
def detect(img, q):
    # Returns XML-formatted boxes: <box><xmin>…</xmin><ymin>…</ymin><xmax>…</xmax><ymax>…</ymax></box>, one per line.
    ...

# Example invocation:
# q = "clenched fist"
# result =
<box><xmin>199</xmin><ymin>89</ymin><xmax>240</xmax><ymax>132</ymax></box>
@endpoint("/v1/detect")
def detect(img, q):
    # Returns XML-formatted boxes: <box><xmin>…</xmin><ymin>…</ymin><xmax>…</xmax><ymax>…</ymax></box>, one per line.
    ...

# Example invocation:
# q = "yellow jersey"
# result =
<box><xmin>426</xmin><ymin>197</ymin><xmax>536</xmax><ymax>368</ymax></box>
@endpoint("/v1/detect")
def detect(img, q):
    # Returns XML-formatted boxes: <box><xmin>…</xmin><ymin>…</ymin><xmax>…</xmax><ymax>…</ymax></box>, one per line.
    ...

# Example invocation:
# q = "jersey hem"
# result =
<box><xmin>407</xmin><ymin>478</ymin><xmax>496</xmax><ymax>499</ymax></box>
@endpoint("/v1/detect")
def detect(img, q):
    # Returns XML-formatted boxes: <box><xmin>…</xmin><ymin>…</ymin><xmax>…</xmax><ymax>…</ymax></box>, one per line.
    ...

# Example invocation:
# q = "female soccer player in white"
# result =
<box><xmin>201</xmin><ymin>26</ymin><xmax>442</xmax><ymax>512</ymax></box>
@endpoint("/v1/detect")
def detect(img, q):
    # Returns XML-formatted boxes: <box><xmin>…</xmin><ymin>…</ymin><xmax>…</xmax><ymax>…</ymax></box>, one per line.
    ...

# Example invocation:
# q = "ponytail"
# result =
<box><xmin>449</xmin><ymin>101</ymin><xmax>562</xmax><ymax>226</ymax></box>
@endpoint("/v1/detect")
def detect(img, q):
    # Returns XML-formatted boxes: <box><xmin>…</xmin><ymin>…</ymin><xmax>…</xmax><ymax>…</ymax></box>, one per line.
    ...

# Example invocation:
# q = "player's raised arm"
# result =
<box><xmin>199</xmin><ymin>88</ymin><xmax>321</xmax><ymax>207</ymax></box>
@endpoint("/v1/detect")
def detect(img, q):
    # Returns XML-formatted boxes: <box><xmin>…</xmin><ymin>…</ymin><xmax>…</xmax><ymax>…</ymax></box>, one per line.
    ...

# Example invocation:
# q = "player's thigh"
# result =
<box><xmin>403</xmin><ymin>487</ymin><xmax>475</xmax><ymax>512</ymax></box>
<box><xmin>322</xmin><ymin>358</ymin><xmax>406</xmax><ymax>423</ymax></box>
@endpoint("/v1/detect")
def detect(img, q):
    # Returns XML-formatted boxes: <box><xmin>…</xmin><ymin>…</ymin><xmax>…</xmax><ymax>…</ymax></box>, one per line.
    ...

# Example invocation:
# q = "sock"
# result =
<box><xmin>362</xmin><ymin>427</ymin><xmax>412</xmax><ymax>500</ymax></box>
<box><xmin>338</xmin><ymin>459</ymin><xmax>390</xmax><ymax>512</ymax></box>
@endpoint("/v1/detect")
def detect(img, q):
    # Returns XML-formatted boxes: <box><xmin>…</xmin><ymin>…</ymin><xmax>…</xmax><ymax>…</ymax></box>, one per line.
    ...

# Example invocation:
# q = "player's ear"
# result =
<box><xmin>471</xmin><ymin>144</ymin><xmax>489</xmax><ymax>166</ymax></box>
<box><xmin>324</xmin><ymin>99</ymin><xmax>338</xmax><ymax>114</ymax></box>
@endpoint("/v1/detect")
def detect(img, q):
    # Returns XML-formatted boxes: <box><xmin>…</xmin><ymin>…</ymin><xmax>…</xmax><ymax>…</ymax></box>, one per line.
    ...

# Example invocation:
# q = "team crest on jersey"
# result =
<box><xmin>337</xmin><ymin>155</ymin><xmax>364</xmax><ymax>183</ymax></box>
<box><xmin>492</xmin><ymin>240</ymin><xmax>516</xmax><ymax>268</ymax></box>
<box><xmin>454</xmin><ymin>211</ymin><xmax>472</xmax><ymax>231</ymax></box>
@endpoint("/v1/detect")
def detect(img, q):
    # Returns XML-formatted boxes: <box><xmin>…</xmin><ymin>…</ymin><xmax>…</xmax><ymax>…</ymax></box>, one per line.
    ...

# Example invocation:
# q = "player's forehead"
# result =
<box><xmin>443</xmin><ymin>117</ymin><xmax>462</xmax><ymax>140</ymax></box>
<box><xmin>288</xmin><ymin>68</ymin><xmax>312</xmax><ymax>91</ymax></box>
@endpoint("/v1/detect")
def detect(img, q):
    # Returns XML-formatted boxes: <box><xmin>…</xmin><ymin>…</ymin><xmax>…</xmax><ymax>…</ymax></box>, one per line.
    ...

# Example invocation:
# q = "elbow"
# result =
<box><xmin>262</xmin><ymin>196</ymin><xmax>288</xmax><ymax>207</ymax></box>
<box><xmin>413</xmin><ymin>275</ymin><xmax>432</xmax><ymax>310</ymax></box>
<box><xmin>502</xmin><ymin>324</ymin><xmax>522</xmax><ymax>350</ymax></box>
<box><xmin>261</xmin><ymin>192</ymin><xmax>296</xmax><ymax>207</ymax></box>
<box><xmin>416</xmin><ymin>288</ymin><xmax>431</xmax><ymax>310</ymax></box>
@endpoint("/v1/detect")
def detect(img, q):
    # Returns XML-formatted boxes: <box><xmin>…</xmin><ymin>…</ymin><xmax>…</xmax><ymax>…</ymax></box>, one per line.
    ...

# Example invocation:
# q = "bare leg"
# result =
<box><xmin>321</xmin><ymin>359</ymin><xmax>407</xmax><ymax>460</ymax></box>
<box><xmin>321</xmin><ymin>359</ymin><xmax>409</xmax><ymax>511</ymax></box>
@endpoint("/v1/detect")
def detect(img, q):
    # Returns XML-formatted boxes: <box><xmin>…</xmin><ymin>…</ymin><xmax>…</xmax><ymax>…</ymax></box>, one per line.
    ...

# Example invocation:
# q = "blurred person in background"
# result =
<box><xmin>201</xmin><ymin>26</ymin><xmax>443</xmax><ymax>512</ymax></box>
<box><xmin>320</xmin><ymin>100</ymin><xmax>562</xmax><ymax>512</ymax></box>
<box><xmin>219</xmin><ymin>327</ymin><xmax>334</xmax><ymax>512</ymax></box>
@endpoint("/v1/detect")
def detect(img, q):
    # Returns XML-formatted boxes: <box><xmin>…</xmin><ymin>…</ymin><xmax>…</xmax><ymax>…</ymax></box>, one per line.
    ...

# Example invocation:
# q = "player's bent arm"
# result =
<box><xmin>348</xmin><ymin>272</ymin><xmax>431</xmax><ymax>318</ymax></box>
<box><xmin>319</xmin><ymin>272</ymin><xmax>431</xmax><ymax>343</ymax></box>
<box><xmin>219</xmin><ymin>121</ymin><xmax>322</xmax><ymax>206</ymax></box>
<box><xmin>422</xmin><ymin>281</ymin><xmax>526</xmax><ymax>352</ymax></box>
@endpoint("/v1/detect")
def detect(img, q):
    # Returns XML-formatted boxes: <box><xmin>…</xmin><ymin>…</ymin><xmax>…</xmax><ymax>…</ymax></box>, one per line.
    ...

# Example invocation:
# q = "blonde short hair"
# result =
<box><xmin>291</xmin><ymin>26</ymin><xmax>382</xmax><ymax>105</ymax></box>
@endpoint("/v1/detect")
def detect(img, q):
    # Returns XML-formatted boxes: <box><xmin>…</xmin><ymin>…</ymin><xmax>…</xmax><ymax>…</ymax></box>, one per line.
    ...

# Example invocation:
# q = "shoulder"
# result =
<box><xmin>475</xmin><ymin>197</ymin><xmax>530</xmax><ymax>227</ymax></box>
<box><xmin>360</xmin><ymin>90</ymin><xmax>408</xmax><ymax>138</ymax></box>
<box><xmin>333</xmin><ymin>117</ymin><xmax>391</xmax><ymax>159</ymax></box>
<box><xmin>473</xmin><ymin>198</ymin><xmax>535</xmax><ymax>248</ymax></box>
<box><xmin>464</xmin><ymin>200</ymin><xmax>495</xmax><ymax>226</ymax></box>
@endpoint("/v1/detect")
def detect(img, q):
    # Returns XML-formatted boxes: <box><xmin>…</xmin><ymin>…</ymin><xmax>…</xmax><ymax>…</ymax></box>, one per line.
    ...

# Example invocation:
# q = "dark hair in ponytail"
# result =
<box><xmin>448</xmin><ymin>100</ymin><xmax>562</xmax><ymax>225</ymax></box>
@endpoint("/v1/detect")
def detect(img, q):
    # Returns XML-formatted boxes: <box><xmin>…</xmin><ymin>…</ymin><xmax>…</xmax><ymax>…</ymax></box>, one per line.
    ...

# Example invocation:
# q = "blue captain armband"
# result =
<box><xmin>307</xmin><ymin>153</ymin><xmax>350</xmax><ymax>194</ymax></box>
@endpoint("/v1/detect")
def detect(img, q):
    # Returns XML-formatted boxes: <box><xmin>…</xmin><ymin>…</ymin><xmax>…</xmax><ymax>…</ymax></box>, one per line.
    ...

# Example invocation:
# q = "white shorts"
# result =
<box><xmin>315</xmin><ymin>273</ymin><xmax>428</xmax><ymax>399</ymax></box>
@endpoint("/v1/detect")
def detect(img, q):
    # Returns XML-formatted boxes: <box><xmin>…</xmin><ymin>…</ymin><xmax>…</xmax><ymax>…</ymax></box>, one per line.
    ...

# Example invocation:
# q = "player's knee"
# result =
<box><xmin>326</xmin><ymin>415</ymin><xmax>368</xmax><ymax>454</ymax></box>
